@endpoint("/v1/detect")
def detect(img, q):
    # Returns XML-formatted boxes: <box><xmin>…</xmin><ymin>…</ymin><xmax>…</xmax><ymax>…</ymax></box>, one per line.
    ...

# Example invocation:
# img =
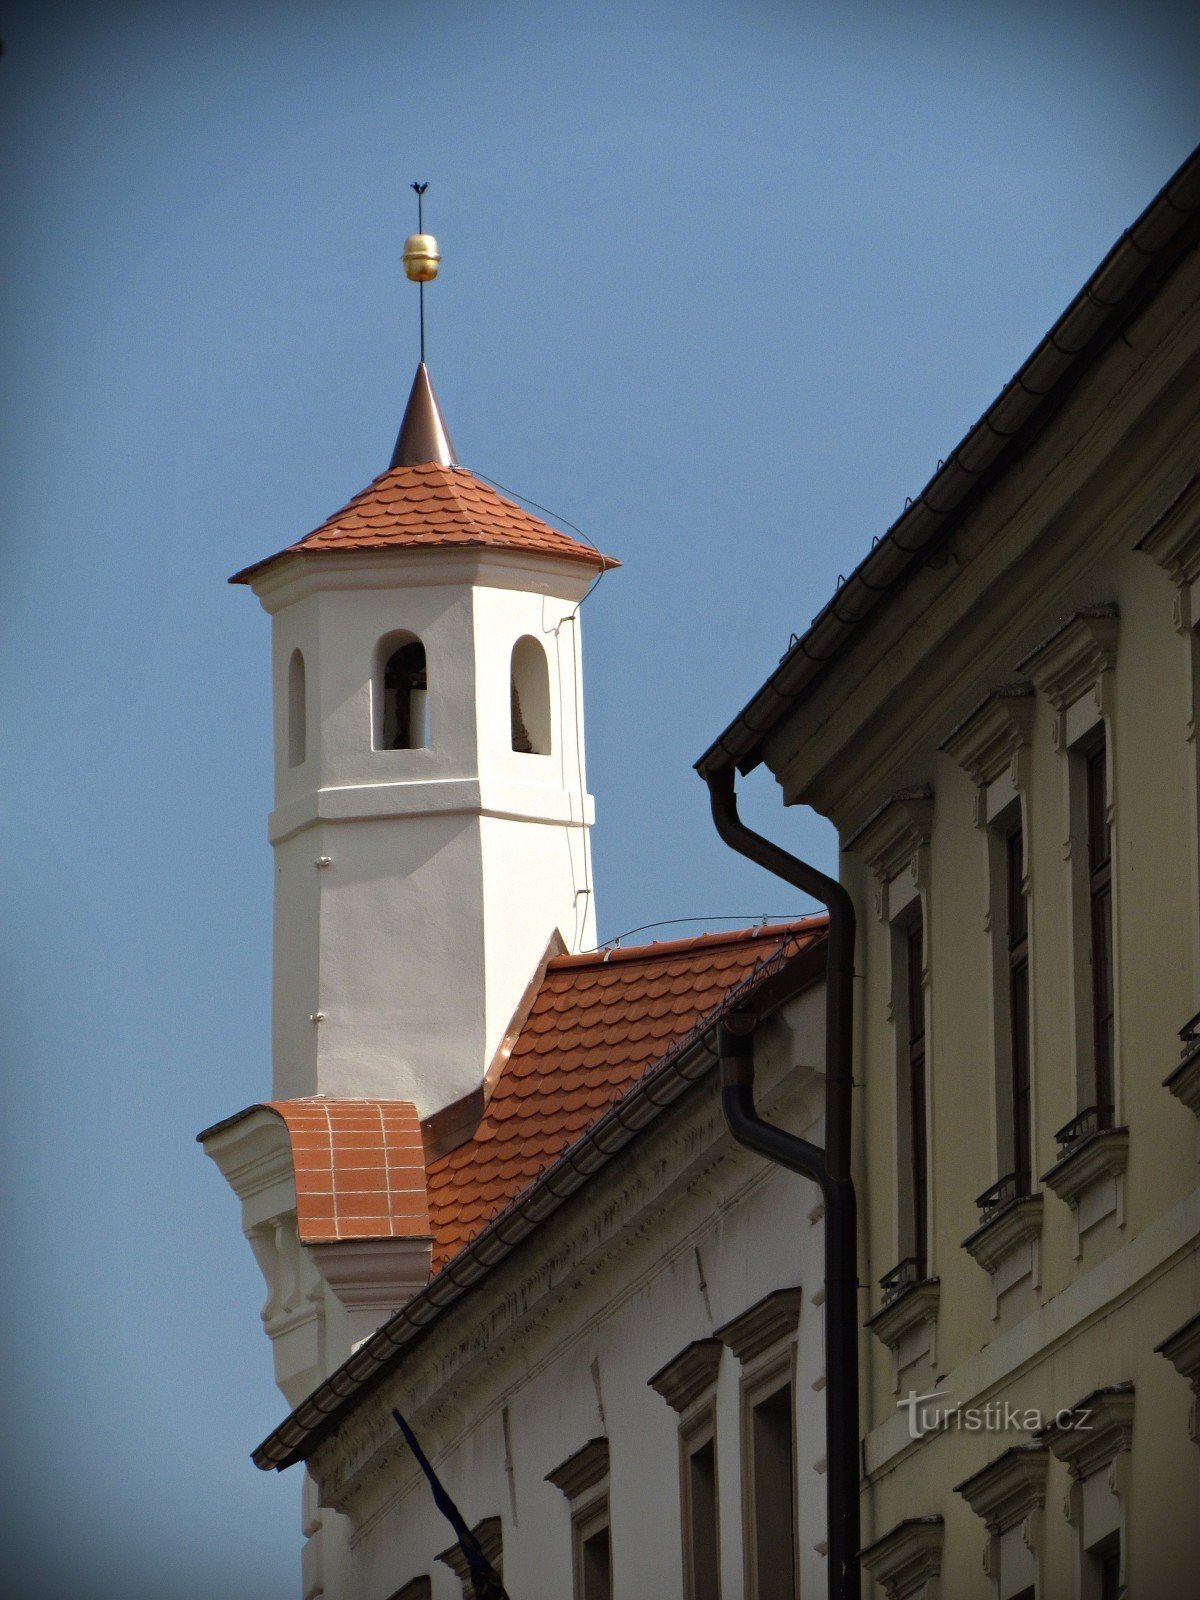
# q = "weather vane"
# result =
<box><xmin>403</xmin><ymin>180</ymin><xmax>441</xmax><ymax>365</ymax></box>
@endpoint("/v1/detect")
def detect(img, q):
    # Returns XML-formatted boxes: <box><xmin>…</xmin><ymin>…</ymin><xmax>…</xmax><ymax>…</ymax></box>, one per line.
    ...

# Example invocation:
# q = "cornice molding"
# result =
<box><xmin>859</xmin><ymin>1515</ymin><xmax>944</xmax><ymax>1599</ymax></box>
<box><xmin>714</xmin><ymin>1286</ymin><xmax>803</xmax><ymax>1364</ymax></box>
<box><xmin>647</xmin><ymin>1338</ymin><xmax>723</xmax><ymax>1413</ymax></box>
<box><xmin>940</xmin><ymin>686</ymin><xmax>1036</xmax><ymax>788</ymax></box>
<box><xmin>846</xmin><ymin>787</ymin><xmax>934</xmax><ymax>883</ymax></box>
<box><xmin>1018</xmin><ymin>606</ymin><xmax>1119</xmax><ymax>712</ymax></box>
<box><xmin>1037</xmin><ymin>1383</ymin><xmax>1134</xmax><ymax>1480</ymax></box>
<box><xmin>955</xmin><ymin>1444</ymin><xmax>1049</xmax><ymax>1535</ymax></box>
<box><xmin>545</xmin><ymin>1437</ymin><xmax>609</xmax><ymax>1501</ymax></box>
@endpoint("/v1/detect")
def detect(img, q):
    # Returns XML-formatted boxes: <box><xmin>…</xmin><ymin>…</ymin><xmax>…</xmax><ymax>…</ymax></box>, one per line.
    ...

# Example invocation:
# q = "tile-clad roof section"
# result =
<box><xmin>261</xmin><ymin>1099</ymin><xmax>430</xmax><ymax>1243</ymax></box>
<box><xmin>426</xmin><ymin>920</ymin><xmax>826</xmax><ymax>1272</ymax></box>
<box><xmin>230</xmin><ymin>463</ymin><xmax>619</xmax><ymax>584</ymax></box>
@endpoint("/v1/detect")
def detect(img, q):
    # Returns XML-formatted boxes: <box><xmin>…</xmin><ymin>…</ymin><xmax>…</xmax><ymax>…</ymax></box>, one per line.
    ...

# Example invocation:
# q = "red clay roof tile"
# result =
<box><xmin>424</xmin><ymin>920</ymin><xmax>826</xmax><ymax>1272</ymax></box>
<box><xmin>230</xmin><ymin>463</ymin><xmax>619</xmax><ymax>584</ymax></box>
<box><xmin>260</xmin><ymin>1099</ymin><xmax>431</xmax><ymax>1244</ymax></box>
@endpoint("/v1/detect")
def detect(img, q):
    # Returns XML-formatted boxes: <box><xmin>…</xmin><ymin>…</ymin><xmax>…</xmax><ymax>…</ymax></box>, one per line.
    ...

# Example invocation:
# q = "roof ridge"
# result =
<box><xmin>551</xmin><ymin>915</ymin><xmax>828</xmax><ymax>969</ymax></box>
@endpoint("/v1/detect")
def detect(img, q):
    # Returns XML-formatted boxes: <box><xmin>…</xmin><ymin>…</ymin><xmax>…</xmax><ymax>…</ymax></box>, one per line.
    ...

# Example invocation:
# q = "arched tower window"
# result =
<box><xmin>377</xmin><ymin>635</ymin><xmax>428</xmax><ymax>750</ymax></box>
<box><xmin>287</xmin><ymin>648</ymin><xmax>307</xmax><ymax>767</ymax></box>
<box><xmin>511</xmin><ymin>635</ymin><xmax>551</xmax><ymax>755</ymax></box>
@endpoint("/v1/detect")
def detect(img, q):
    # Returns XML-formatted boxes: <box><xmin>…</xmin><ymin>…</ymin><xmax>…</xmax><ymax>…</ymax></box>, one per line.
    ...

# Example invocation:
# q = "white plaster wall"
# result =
<box><xmin>252</xmin><ymin>550</ymin><xmax>598</xmax><ymax>1112</ymax></box>
<box><xmin>308</xmin><ymin>990</ymin><xmax>832</xmax><ymax>1600</ymax></box>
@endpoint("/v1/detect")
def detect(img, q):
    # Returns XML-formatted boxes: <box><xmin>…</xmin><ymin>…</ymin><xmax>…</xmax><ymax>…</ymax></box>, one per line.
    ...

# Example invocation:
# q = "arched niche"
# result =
<box><xmin>511</xmin><ymin>635</ymin><xmax>551</xmax><ymax>755</ymax></box>
<box><xmin>287</xmin><ymin>648</ymin><xmax>307</xmax><ymax>768</ymax></box>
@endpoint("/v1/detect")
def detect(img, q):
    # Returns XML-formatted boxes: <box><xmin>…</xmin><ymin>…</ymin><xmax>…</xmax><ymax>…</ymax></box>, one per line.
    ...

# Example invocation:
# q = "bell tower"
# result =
<box><xmin>231</xmin><ymin>224</ymin><xmax>616</xmax><ymax>1120</ymax></box>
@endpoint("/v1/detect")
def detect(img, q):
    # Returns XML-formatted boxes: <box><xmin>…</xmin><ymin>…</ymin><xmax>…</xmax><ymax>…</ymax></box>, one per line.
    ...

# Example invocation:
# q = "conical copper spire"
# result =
<box><xmin>390</xmin><ymin>363</ymin><xmax>458</xmax><ymax>469</ymax></box>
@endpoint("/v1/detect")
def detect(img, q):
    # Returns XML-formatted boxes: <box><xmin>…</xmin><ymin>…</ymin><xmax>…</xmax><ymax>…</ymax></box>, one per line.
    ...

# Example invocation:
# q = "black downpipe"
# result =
<box><xmin>707</xmin><ymin>767</ymin><xmax>860</xmax><ymax>1600</ymax></box>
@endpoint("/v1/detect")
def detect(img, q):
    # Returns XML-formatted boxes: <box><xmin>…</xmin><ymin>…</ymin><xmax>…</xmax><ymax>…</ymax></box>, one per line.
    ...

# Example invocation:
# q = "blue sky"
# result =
<box><xmin>2</xmin><ymin>2</ymin><xmax>1195</xmax><ymax>1594</ymax></box>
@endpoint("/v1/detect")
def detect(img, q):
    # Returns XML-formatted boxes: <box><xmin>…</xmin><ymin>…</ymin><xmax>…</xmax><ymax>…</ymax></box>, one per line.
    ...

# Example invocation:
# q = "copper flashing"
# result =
<box><xmin>391</xmin><ymin>362</ymin><xmax>457</xmax><ymax>468</ymax></box>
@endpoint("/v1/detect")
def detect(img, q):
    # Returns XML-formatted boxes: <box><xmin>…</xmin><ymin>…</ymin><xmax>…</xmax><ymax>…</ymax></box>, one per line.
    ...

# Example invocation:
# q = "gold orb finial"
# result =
<box><xmin>403</xmin><ymin>233</ymin><xmax>440</xmax><ymax>283</ymax></box>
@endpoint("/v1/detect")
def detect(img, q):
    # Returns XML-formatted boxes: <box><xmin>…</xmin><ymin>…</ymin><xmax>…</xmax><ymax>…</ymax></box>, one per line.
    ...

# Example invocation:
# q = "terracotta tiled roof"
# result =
<box><xmin>230</xmin><ymin>463</ymin><xmax>619</xmax><ymax>584</ymax></box>
<box><xmin>426</xmin><ymin>920</ymin><xmax>826</xmax><ymax>1272</ymax></box>
<box><xmin>260</xmin><ymin>1099</ymin><xmax>430</xmax><ymax>1244</ymax></box>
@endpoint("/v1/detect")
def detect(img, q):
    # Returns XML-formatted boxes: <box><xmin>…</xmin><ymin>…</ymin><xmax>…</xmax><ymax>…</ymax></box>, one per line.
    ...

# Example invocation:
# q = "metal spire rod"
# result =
<box><xmin>412</xmin><ymin>180</ymin><xmax>429</xmax><ymax>363</ymax></box>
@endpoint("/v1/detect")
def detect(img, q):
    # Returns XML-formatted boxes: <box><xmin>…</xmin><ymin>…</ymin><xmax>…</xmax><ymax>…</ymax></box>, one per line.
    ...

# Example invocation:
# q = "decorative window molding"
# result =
<box><xmin>847</xmin><ymin>786</ymin><xmax>934</xmax><ymax>927</ymax></box>
<box><xmin>859</xmin><ymin>1515</ymin><xmax>944</xmax><ymax>1600</ymax></box>
<box><xmin>649</xmin><ymin>1340</ymin><xmax>724</xmax><ymax>1600</ymax></box>
<box><xmin>944</xmin><ymin>687</ymin><xmax>1038</xmax><ymax>1231</ymax></box>
<box><xmin>1040</xmin><ymin>1121</ymin><xmax>1129</xmax><ymax>1259</ymax></box>
<box><xmin>1021</xmin><ymin>609</ymin><xmax>1123</xmax><ymax>1152</ymax></box>
<box><xmin>1155</xmin><ymin>1311</ymin><xmax>1200</xmax><ymax>1447</ymax></box>
<box><xmin>1018</xmin><ymin>607</ymin><xmax>1119</xmax><ymax>751</ymax></box>
<box><xmin>1135</xmin><ymin>472</ymin><xmax>1200</xmax><ymax>623</ymax></box>
<box><xmin>648</xmin><ymin>1338</ymin><xmax>724</xmax><ymax>1413</ymax></box>
<box><xmin>941</xmin><ymin>685</ymin><xmax>1036</xmax><ymax>825</ymax></box>
<box><xmin>546</xmin><ymin>1437</ymin><xmax>610</xmax><ymax>1503</ymax></box>
<box><xmin>962</xmin><ymin>1192</ymin><xmax>1043</xmax><ymax>1319</ymax></box>
<box><xmin>1037</xmin><ymin>1385</ymin><xmax>1133</xmax><ymax>1600</ymax></box>
<box><xmin>1137</xmin><ymin>479</ymin><xmax>1200</xmax><ymax>1007</ymax></box>
<box><xmin>850</xmin><ymin>790</ymin><xmax>936</xmax><ymax>1290</ymax></box>
<box><xmin>714</xmin><ymin>1287</ymin><xmax>803</xmax><ymax>1365</ymax></box>
<box><xmin>547</xmin><ymin>1440</ymin><xmax>611</xmax><ymax>1600</ymax></box>
<box><xmin>866</xmin><ymin>1269</ymin><xmax>941</xmax><ymax>1393</ymax></box>
<box><xmin>715</xmin><ymin>1290</ymin><xmax>802</xmax><ymax>1600</ymax></box>
<box><xmin>955</xmin><ymin>1445</ymin><xmax>1049</xmax><ymax>1600</ymax></box>
<box><xmin>437</xmin><ymin>1517</ymin><xmax>504</xmax><ymax>1599</ymax></box>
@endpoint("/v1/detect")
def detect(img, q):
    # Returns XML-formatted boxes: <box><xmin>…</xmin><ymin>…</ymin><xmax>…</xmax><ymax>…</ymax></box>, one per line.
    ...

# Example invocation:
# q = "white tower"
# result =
<box><xmin>232</xmin><ymin>362</ymin><xmax>616</xmax><ymax>1120</ymax></box>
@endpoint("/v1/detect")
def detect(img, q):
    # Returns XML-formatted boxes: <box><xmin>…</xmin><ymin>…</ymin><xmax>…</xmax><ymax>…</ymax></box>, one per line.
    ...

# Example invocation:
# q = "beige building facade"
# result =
<box><xmin>700</xmin><ymin>149</ymin><xmax>1200</xmax><ymax>1597</ymax></box>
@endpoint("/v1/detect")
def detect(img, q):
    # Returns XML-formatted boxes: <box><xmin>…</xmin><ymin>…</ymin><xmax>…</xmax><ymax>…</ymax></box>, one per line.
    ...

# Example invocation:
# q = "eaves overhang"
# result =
<box><xmin>249</xmin><ymin>920</ymin><xmax>827</xmax><ymax>1473</ymax></box>
<box><xmin>695</xmin><ymin>144</ymin><xmax>1200</xmax><ymax>784</ymax></box>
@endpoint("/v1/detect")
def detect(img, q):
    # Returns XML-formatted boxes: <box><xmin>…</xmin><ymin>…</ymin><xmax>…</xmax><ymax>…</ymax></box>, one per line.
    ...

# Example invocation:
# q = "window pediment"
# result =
<box><xmin>847</xmin><ymin>787</ymin><xmax>934</xmax><ymax>884</ymax></box>
<box><xmin>1018</xmin><ymin>606</ymin><xmax>1118</xmax><ymax>745</ymax></box>
<box><xmin>714</xmin><ymin>1286</ymin><xmax>803</xmax><ymax>1364</ymax></box>
<box><xmin>647</xmin><ymin>1338</ymin><xmax>723</xmax><ymax>1413</ymax></box>
<box><xmin>941</xmin><ymin>685</ymin><xmax>1035</xmax><ymax>790</ymax></box>
<box><xmin>859</xmin><ymin>1515</ymin><xmax>944</xmax><ymax>1600</ymax></box>
<box><xmin>955</xmin><ymin>1443</ymin><xmax>1049</xmax><ymax>1535</ymax></box>
<box><xmin>1036</xmin><ymin>1383</ymin><xmax>1134</xmax><ymax>1481</ymax></box>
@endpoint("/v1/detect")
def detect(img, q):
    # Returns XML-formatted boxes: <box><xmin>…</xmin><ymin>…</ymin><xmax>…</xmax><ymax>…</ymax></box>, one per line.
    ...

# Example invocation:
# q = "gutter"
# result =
<box><xmin>251</xmin><ymin>921</ymin><xmax>826</xmax><ymax>1472</ymax></box>
<box><xmin>696</xmin><ymin>143</ymin><xmax>1200</xmax><ymax>781</ymax></box>
<box><xmin>707</xmin><ymin>768</ymin><xmax>860</xmax><ymax>1600</ymax></box>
